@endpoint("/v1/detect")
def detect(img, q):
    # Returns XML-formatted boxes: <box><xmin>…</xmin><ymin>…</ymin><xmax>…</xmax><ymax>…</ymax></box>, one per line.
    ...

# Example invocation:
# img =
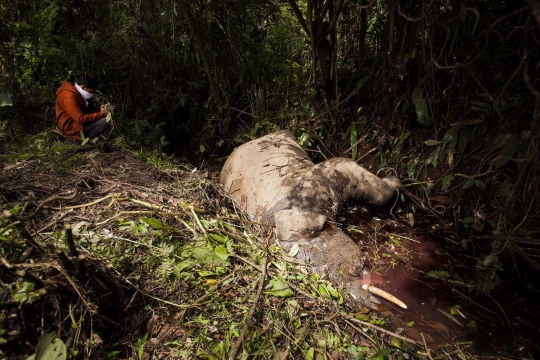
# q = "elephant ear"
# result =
<box><xmin>274</xmin><ymin>209</ymin><xmax>327</xmax><ymax>242</ymax></box>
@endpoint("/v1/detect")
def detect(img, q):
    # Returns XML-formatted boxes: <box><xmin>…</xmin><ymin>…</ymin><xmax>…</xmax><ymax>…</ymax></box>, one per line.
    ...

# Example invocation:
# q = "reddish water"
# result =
<box><xmin>343</xmin><ymin>207</ymin><xmax>540</xmax><ymax>358</ymax></box>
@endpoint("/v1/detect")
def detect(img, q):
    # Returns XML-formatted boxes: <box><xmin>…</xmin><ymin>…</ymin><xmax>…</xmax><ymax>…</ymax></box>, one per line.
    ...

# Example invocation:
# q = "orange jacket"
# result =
<box><xmin>55</xmin><ymin>82</ymin><xmax>104</xmax><ymax>140</ymax></box>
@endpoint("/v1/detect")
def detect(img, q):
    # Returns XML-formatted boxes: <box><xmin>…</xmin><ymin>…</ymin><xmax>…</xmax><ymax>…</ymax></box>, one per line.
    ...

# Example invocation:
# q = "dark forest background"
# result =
<box><xmin>1</xmin><ymin>0</ymin><xmax>540</xmax><ymax>278</ymax></box>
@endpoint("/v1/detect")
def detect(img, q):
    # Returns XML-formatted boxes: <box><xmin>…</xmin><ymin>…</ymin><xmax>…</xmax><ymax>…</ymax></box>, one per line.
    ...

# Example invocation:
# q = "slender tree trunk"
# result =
<box><xmin>178</xmin><ymin>0</ymin><xmax>220</xmax><ymax>106</ymax></box>
<box><xmin>287</xmin><ymin>0</ymin><xmax>344</xmax><ymax>101</ymax></box>
<box><xmin>359</xmin><ymin>0</ymin><xmax>367</xmax><ymax>72</ymax></box>
<box><xmin>388</xmin><ymin>0</ymin><xmax>395</xmax><ymax>54</ymax></box>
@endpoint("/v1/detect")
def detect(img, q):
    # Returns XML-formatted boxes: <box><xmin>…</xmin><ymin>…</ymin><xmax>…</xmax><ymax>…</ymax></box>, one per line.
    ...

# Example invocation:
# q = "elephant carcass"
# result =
<box><xmin>220</xmin><ymin>130</ymin><xmax>401</xmax><ymax>303</ymax></box>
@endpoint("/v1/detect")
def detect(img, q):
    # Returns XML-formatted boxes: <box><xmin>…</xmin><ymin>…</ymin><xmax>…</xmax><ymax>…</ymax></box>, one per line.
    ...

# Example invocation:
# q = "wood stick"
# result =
<box><xmin>3</xmin><ymin>210</ymin><xmax>44</xmax><ymax>253</ymax></box>
<box><xmin>344</xmin><ymin>316</ymin><xmax>420</xmax><ymax>346</ymax></box>
<box><xmin>229</xmin><ymin>252</ymin><xmax>268</xmax><ymax>360</ymax></box>
<box><xmin>55</xmin><ymin>249</ymin><xmax>74</xmax><ymax>270</ymax></box>
<box><xmin>64</xmin><ymin>223</ymin><xmax>78</xmax><ymax>257</ymax></box>
<box><xmin>34</xmin><ymin>209</ymin><xmax>74</xmax><ymax>234</ymax></box>
<box><xmin>15</xmin><ymin>269</ymin><xmax>45</xmax><ymax>289</ymax></box>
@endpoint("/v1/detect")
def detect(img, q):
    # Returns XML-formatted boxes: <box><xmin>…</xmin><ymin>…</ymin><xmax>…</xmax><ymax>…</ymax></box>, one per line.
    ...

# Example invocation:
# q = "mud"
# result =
<box><xmin>343</xmin><ymin>206</ymin><xmax>540</xmax><ymax>358</ymax></box>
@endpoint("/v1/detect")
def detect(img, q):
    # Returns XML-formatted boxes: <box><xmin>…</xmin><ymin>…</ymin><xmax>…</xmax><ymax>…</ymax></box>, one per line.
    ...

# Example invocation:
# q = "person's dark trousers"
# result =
<box><xmin>83</xmin><ymin>117</ymin><xmax>109</xmax><ymax>138</ymax></box>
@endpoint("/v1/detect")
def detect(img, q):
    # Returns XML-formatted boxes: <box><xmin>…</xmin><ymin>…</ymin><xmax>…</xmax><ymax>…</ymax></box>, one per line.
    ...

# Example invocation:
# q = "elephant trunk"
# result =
<box><xmin>317</xmin><ymin>158</ymin><xmax>401</xmax><ymax>208</ymax></box>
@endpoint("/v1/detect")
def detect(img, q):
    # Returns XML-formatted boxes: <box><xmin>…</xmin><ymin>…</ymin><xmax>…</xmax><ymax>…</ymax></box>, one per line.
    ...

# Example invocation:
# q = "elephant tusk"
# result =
<box><xmin>362</xmin><ymin>283</ymin><xmax>408</xmax><ymax>309</ymax></box>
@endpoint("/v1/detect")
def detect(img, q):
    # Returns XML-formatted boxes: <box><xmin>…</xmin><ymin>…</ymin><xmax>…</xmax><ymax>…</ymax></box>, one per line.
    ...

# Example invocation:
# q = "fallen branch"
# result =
<box><xmin>34</xmin><ymin>209</ymin><xmax>74</xmax><ymax>234</ymax></box>
<box><xmin>343</xmin><ymin>315</ymin><xmax>420</xmax><ymax>346</ymax></box>
<box><xmin>46</xmin><ymin>193</ymin><xmax>122</xmax><ymax>210</ymax></box>
<box><xmin>229</xmin><ymin>250</ymin><xmax>268</xmax><ymax>360</ymax></box>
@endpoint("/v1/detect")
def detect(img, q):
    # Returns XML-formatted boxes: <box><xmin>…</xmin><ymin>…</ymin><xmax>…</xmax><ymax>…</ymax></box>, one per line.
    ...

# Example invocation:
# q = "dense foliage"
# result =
<box><xmin>2</xmin><ymin>1</ymin><xmax>540</xmax><ymax>358</ymax></box>
<box><xmin>1</xmin><ymin>0</ymin><xmax>540</xmax><ymax>305</ymax></box>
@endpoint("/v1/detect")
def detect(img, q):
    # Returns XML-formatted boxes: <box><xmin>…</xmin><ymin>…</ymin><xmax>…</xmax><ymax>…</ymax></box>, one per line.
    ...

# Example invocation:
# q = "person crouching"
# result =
<box><xmin>55</xmin><ymin>75</ymin><xmax>113</xmax><ymax>144</ymax></box>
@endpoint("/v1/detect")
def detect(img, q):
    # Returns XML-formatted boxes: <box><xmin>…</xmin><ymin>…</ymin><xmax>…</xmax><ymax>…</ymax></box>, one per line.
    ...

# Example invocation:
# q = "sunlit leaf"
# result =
<box><xmin>288</xmin><ymin>243</ymin><xmax>299</xmax><ymax>257</ymax></box>
<box><xmin>408</xmin><ymin>213</ymin><xmax>414</xmax><ymax>226</ymax></box>
<box><xmin>369</xmin><ymin>348</ymin><xmax>390</xmax><ymax>360</ymax></box>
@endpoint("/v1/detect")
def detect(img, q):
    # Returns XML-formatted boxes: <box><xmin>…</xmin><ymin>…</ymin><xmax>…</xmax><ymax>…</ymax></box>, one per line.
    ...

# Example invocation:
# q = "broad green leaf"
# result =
<box><xmin>318</xmin><ymin>284</ymin><xmax>328</xmax><ymax>296</ymax></box>
<box><xmin>424</xmin><ymin>139</ymin><xmax>442</xmax><ymax>146</ymax></box>
<box><xmin>492</xmin><ymin>135</ymin><xmax>518</xmax><ymax>169</ymax></box>
<box><xmin>412</xmin><ymin>86</ymin><xmax>428</xmax><ymax>122</ymax></box>
<box><xmin>463</xmin><ymin>180</ymin><xmax>474</xmax><ymax>189</ymax></box>
<box><xmin>356</xmin><ymin>74</ymin><xmax>371</xmax><ymax>91</ymax></box>
<box><xmin>369</xmin><ymin>348</ymin><xmax>390</xmax><ymax>360</ymax></box>
<box><xmin>305</xmin><ymin>347</ymin><xmax>315</xmax><ymax>360</ymax></box>
<box><xmin>140</xmin><ymin>217</ymin><xmax>172</xmax><ymax>230</ymax></box>
<box><xmin>407</xmin><ymin>321</ymin><xmax>415</xmax><ymax>327</ymax></box>
<box><xmin>27</xmin><ymin>333</ymin><xmax>67</xmax><ymax>360</ymax></box>
<box><xmin>474</xmin><ymin>180</ymin><xmax>485</xmax><ymax>190</ymax></box>
<box><xmin>198</xmin><ymin>270</ymin><xmax>216</xmax><ymax>277</ymax></box>
<box><xmin>326</xmin><ymin>284</ymin><xmax>339</xmax><ymax>298</ymax></box>
<box><xmin>214</xmin><ymin>246</ymin><xmax>229</xmax><ymax>261</ymax></box>
<box><xmin>355</xmin><ymin>313</ymin><xmax>369</xmax><ymax>321</ymax></box>
<box><xmin>265</xmin><ymin>277</ymin><xmax>293</xmax><ymax>297</ymax></box>
<box><xmin>426</xmin><ymin>147</ymin><xmax>441</xmax><ymax>167</ymax></box>
<box><xmin>486</xmin><ymin>134</ymin><xmax>511</xmax><ymax>152</ymax></box>
<box><xmin>466</xmin><ymin>321</ymin><xmax>477</xmax><ymax>330</ymax></box>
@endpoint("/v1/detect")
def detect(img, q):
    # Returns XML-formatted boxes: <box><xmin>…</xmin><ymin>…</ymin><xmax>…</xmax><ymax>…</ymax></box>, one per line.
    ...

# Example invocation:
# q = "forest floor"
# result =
<box><xmin>0</xmin><ymin>131</ymin><xmax>538</xmax><ymax>359</ymax></box>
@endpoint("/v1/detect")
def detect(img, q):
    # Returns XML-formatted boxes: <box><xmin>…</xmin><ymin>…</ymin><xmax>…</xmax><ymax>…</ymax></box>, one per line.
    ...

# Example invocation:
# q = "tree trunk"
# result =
<box><xmin>359</xmin><ymin>0</ymin><xmax>367</xmax><ymax>72</ymax></box>
<box><xmin>287</xmin><ymin>0</ymin><xmax>344</xmax><ymax>101</ymax></box>
<box><xmin>178</xmin><ymin>0</ymin><xmax>220</xmax><ymax>106</ymax></box>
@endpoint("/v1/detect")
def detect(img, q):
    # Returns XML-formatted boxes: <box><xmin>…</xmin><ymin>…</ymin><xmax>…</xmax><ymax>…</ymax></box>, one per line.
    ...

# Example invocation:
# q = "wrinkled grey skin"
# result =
<box><xmin>220</xmin><ymin>130</ymin><xmax>401</xmax><ymax>303</ymax></box>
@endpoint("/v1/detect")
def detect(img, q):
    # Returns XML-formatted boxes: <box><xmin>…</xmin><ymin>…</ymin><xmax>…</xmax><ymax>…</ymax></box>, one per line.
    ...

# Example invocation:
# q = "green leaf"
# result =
<box><xmin>356</xmin><ymin>74</ymin><xmax>371</xmax><ymax>92</ymax></box>
<box><xmin>486</xmin><ymin>134</ymin><xmax>511</xmax><ymax>152</ymax></box>
<box><xmin>214</xmin><ymin>246</ymin><xmax>229</xmax><ymax>261</ymax></box>
<box><xmin>305</xmin><ymin>347</ymin><xmax>315</xmax><ymax>360</ymax></box>
<box><xmin>369</xmin><ymin>348</ymin><xmax>390</xmax><ymax>360</ymax></box>
<box><xmin>424</xmin><ymin>139</ymin><xmax>442</xmax><ymax>146</ymax></box>
<box><xmin>355</xmin><ymin>313</ymin><xmax>369</xmax><ymax>321</ymax></box>
<box><xmin>463</xmin><ymin>180</ymin><xmax>474</xmax><ymax>189</ymax></box>
<box><xmin>407</xmin><ymin>321</ymin><xmax>414</xmax><ymax>327</ymax></box>
<box><xmin>412</xmin><ymin>86</ymin><xmax>428</xmax><ymax>124</ymax></box>
<box><xmin>198</xmin><ymin>270</ymin><xmax>216</xmax><ymax>277</ymax></box>
<box><xmin>265</xmin><ymin>277</ymin><xmax>293</xmax><ymax>297</ymax></box>
<box><xmin>474</xmin><ymin>180</ymin><xmax>485</xmax><ymax>190</ymax></box>
<box><xmin>426</xmin><ymin>147</ymin><xmax>441</xmax><ymax>167</ymax></box>
<box><xmin>140</xmin><ymin>217</ymin><xmax>172</xmax><ymax>230</ymax></box>
<box><xmin>28</xmin><ymin>333</ymin><xmax>67</xmax><ymax>360</ymax></box>
<box><xmin>492</xmin><ymin>135</ymin><xmax>518</xmax><ymax>169</ymax></box>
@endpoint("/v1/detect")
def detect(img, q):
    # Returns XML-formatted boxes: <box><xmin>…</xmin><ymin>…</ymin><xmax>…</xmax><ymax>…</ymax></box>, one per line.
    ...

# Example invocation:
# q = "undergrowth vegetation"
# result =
<box><xmin>0</xmin><ymin>144</ymin><xmax>477</xmax><ymax>359</ymax></box>
<box><xmin>1</xmin><ymin>0</ymin><xmax>540</xmax><ymax>357</ymax></box>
